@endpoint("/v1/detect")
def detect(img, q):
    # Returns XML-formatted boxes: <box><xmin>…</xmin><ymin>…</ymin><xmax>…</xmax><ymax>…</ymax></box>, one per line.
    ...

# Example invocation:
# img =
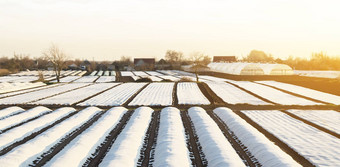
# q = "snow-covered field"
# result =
<box><xmin>145</xmin><ymin>71</ymin><xmax>164</xmax><ymax>76</ymax></box>
<box><xmin>129</xmin><ymin>83</ymin><xmax>174</xmax><ymax>106</ymax></box>
<box><xmin>295</xmin><ymin>70</ymin><xmax>340</xmax><ymax>79</ymax></box>
<box><xmin>287</xmin><ymin>109</ymin><xmax>340</xmax><ymax>134</ymax></box>
<box><xmin>147</xmin><ymin>76</ymin><xmax>163</xmax><ymax>81</ymax></box>
<box><xmin>100</xmin><ymin>107</ymin><xmax>153</xmax><ymax>167</ymax></box>
<box><xmin>31</xmin><ymin>83</ymin><xmax>119</xmax><ymax>105</ymax></box>
<box><xmin>199</xmin><ymin>75</ymin><xmax>230</xmax><ymax>82</ymax></box>
<box><xmin>0</xmin><ymin>83</ymin><xmax>60</xmax><ymax>99</ymax></box>
<box><xmin>132</xmin><ymin>71</ymin><xmax>149</xmax><ymax>76</ymax></box>
<box><xmin>0</xmin><ymin>107</ymin><xmax>102</xmax><ymax>166</ymax></box>
<box><xmin>242</xmin><ymin>110</ymin><xmax>340</xmax><ymax>166</ymax></box>
<box><xmin>0</xmin><ymin>106</ymin><xmax>25</xmax><ymax>120</ymax></box>
<box><xmin>73</xmin><ymin>76</ymin><xmax>99</xmax><ymax>83</ymax></box>
<box><xmin>51</xmin><ymin>76</ymin><xmax>81</xmax><ymax>83</ymax></box>
<box><xmin>177</xmin><ymin>82</ymin><xmax>210</xmax><ymax>105</ymax></box>
<box><xmin>121</xmin><ymin>71</ymin><xmax>135</xmax><ymax>76</ymax></box>
<box><xmin>78</xmin><ymin>83</ymin><xmax>147</xmax><ymax>106</ymax></box>
<box><xmin>188</xmin><ymin>107</ymin><xmax>246</xmax><ymax>166</ymax></box>
<box><xmin>0</xmin><ymin>83</ymin><xmax>89</xmax><ymax>104</ymax></box>
<box><xmin>95</xmin><ymin>76</ymin><xmax>116</xmax><ymax>82</ymax></box>
<box><xmin>206</xmin><ymin>81</ymin><xmax>270</xmax><ymax>105</ymax></box>
<box><xmin>153</xmin><ymin>107</ymin><xmax>191</xmax><ymax>167</ymax></box>
<box><xmin>231</xmin><ymin>81</ymin><xmax>321</xmax><ymax>105</ymax></box>
<box><xmin>0</xmin><ymin>82</ymin><xmax>45</xmax><ymax>94</ymax></box>
<box><xmin>46</xmin><ymin>107</ymin><xmax>127</xmax><ymax>167</ymax></box>
<box><xmin>256</xmin><ymin>81</ymin><xmax>340</xmax><ymax>105</ymax></box>
<box><xmin>0</xmin><ymin>76</ymin><xmax>38</xmax><ymax>83</ymax></box>
<box><xmin>158</xmin><ymin>75</ymin><xmax>180</xmax><ymax>81</ymax></box>
<box><xmin>214</xmin><ymin>107</ymin><xmax>300</xmax><ymax>166</ymax></box>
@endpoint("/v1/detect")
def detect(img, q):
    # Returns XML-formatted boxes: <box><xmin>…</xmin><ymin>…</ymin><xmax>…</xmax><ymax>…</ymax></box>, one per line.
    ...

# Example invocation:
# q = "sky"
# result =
<box><xmin>1</xmin><ymin>0</ymin><xmax>340</xmax><ymax>61</ymax></box>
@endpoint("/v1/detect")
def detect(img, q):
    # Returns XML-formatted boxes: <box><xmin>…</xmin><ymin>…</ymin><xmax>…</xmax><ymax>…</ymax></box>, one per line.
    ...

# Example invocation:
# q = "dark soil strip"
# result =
<box><xmin>0</xmin><ymin>110</ymin><xmax>54</xmax><ymax>135</ymax></box>
<box><xmin>31</xmin><ymin>110</ymin><xmax>106</xmax><ymax>166</ymax></box>
<box><xmin>0</xmin><ymin>110</ymin><xmax>78</xmax><ymax>156</ymax></box>
<box><xmin>84</xmin><ymin>110</ymin><xmax>134</xmax><ymax>166</ymax></box>
<box><xmin>206</xmin><ymin>110</ymin><xmax>260</xmax><ymax>167</ymax></box>
<box><xmin>255</xmin><ymin>82</ymin><xmax>329</xmax><ymax>105</ymax></box>
<box><xmin>138</xmin><ymin>110</ymin><xmax>160</xmax><ymax>167</ymax></box>
<box><xmin>180</xmin><ymin>110</ymin><xmax>206</xmax><ymax>167</ymax></box>
<box><xmin>27</xmin><ymin>83</ymin><xmax>93</xmax><ymax>104</ymax></box>
<box><xmin>92</xmin><ymin>76</ymin><xmax>100</xmax><ymax>83</ymax></box>
<box><xmin>73</xmin><ymin>83</ymin><xmax>123</xmax><ymax>105</ymax></box>
<box><xmin>172</xmin><ymin>82</ymin><xmax>178</xmax><ymax>105</ymax></box>
<box><xmin>280</xmin><ymin>110</ymin><xmax>340</xmax><ymax>139</ymax></box>
<box><xmin>225</xmin><ymin>81</ymin><xmax>276</xmax><ymax>105</ymax></box>
<box><xmin>233</xmin><ymin>110</ymin><xmax>315</xmax><ymax>167</ymax></box>
<box><xmin>122</xmin><ymin>83</ymin><xmax>151</xmax><ymax>106</ymax></box>
<box><xmin>197</xmin><ymin>82</ymin><xmax>226</xmax><ymax>105</ymax></box>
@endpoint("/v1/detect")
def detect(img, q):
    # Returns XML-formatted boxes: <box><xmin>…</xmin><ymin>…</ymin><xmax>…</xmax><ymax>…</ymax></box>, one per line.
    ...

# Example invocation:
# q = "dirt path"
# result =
<box><xmin>138</xmin><ymin>110</ymin><xmax>160</xmax><ymax>167</ymax></box>
<box><xmin>84</xmin><ymin>110</ymin><xmax>134</xmax><ymax>166</ymax></box>
<box><xmin>232</xmin><ymin>110</ymin><xmax>315</xmax><ymax>167</ymax></box>
<box><xmin>180</xmin><ymin>110</ymin><xmax>206</xmax><ymax>167</ymax></box>
<box><xmin>207</xmin><ymin>110</ymin><xmax>260</xmax><ymax>167</ymax></box>
<box><xmin>31</xmin><ymin>110</ymin><xmax>106</xmax><ymax>166</ymax></box>
<box><xmin>0</xmin><ymin>111</ymin><xmax>78</xmax><ymax>156</ymax></box>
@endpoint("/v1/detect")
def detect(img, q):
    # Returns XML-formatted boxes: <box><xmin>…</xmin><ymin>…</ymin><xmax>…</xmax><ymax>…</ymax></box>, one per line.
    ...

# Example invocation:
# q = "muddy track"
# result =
<box><xmin>225</xmin><ymin>81</ymin><xmax>276</xmax><ymax>105</ymax></box>
<box><xmin>84</xmin><ymin>110</ymin><xmax>134</xmax><ymax>166</ymax></box>
<box><xmin>180</xmin><ymin>110</ymin><xmax>206</xmax><ymax>167</ymax></box>
<box><xmin>206</xmin><ymin>110</ymin><xmax>260</xmax><ymax>167</ymax></box>
<box><xmin>122</xmin><ymin>83</ymin><xmax>150</xmax><ymax>106</ymax></box>
<box><xmin>138</xmin><ymin>110</ymin><xmax>160</xmax><ymax>167</ymax></box>
<box><xmin>73</xmin><ymin>83</ymin><xmax>123</xmax><ymax>106</ymax></box>
<box><xmin>197</xmin><ymin>82</ymin><xmax>226</xmax><ymax>105</ymax></box>
<box><xmin>0</xmin><ymin>110</ymin><xmax>54</xmax><ymax>135</ymax></box>
<box><xmin>0</xmin><ymin>111</ymin><xmax>78</xmax><ymax>156</ymax></box>
<box><xmin>172</xmin><ymin>82</ymin><xmax>178</xmax><ymax>106</ymax></box>
<box><xmin>255</xmin><ymin>82</ymin><xmax>329</xmax><ymax>105</ymax></box>
<box><xmin>31</xmin><ymin>110</ymin><xmax>106</xmax><ymax>166</ymax></box>
<box><xmin>280</xmin><ymin>110</ymin><xmax>340</xmax><ymax>139</ymax></box>
<box><xmin>233</xmin><ymin>110</ymin><xmax>315</xmax><ymax>167</ymax></box>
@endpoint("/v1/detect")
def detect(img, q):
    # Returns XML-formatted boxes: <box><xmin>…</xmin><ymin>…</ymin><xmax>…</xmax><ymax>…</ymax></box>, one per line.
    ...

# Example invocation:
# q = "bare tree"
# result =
<box><xmin>165</xmin><ymin>50</ymin><xmax>183</xmax><ymax>64</ymax></box>
<box><xmin>190</xmin><ymin>52</ymin><xmax>211</xmax><ymax>82</ymax></box>
<box><xmin>43</xmin><ymin>44</ymin><xmax>68</xmax><ymax>82</ymax></box>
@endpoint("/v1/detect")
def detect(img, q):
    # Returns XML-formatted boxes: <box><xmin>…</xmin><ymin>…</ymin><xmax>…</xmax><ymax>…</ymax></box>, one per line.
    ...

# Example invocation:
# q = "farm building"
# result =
<box><xmin>134</xmin><ymin>58</ymin><xmax>155</xmax><ymax>70</ymax></box>
<box><xmin>208</xmin><ymin>62</ymin><xmax>294</xmax><ymax>75</ymax></box>
<box><xmin>213</xmin><ymin>56</ymin><xmax>237</xmax><ymax>62</ymax></box>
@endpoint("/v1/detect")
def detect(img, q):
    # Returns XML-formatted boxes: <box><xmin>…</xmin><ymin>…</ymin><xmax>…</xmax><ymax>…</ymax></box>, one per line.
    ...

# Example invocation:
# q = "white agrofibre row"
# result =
<box><xmin>1</xmin><ymin>106</ymin><xmax>339</xmax><ymax>166</ymax></box>
<box><xmin>128</xmin><ymin>83</ymin><xmax>174</xmax><ymax>106</ymax></box>
<box><xmin>242</xmin><ymin>110</ymin><xmax>340</xmax><ymax>166</ymax></box>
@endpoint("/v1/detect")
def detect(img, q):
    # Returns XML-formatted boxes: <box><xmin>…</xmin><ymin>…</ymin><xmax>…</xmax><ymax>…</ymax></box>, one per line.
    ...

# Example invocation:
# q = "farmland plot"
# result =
<box><xmin>31</xmin><ymin>83</ymin><xmax>119</xmax><ymax>105</ymax></box>
<box><xmin>0</xmin><ymin>82</ymin><xmax>45</xmax><ymax>94</ymax></box>
<box><xmin>46</xmin><ymin>107</ymin><xmax>127</xmax><ymax>167</ymax></box>
<box><xmin>0</xmin><ymin>106</ymin><xmax>51</xmax><ymax>132</ymax></box>
<box><xmin>0</xmin><ymin>83</ymin><xmax>61</xmax><ymax>99</ymax></box>
<box><xmin>214</xmin><ymin>107</ymin><xmax>300</xmax><ymax>166</ymax></box>
<box><xmin>132</xmin><ymin>71</ymin><xmax>149</xmax><ymax>76</ymax></box>
<box><xmin>103</xmin><ymin>71</ymin><xmax>110</xmax><ymax>76</ymax></box>
<box><xmin>110</xmin><ymin>71</ymin><xmax>116</xmax><ymax>76</ymax></box>
<box><xmin>96</xmin><ymin>71</ymin><xmax>103</xmax><ymax>76</ymax></box>
<box><xmin>287</xmin><ymin>110</ymin><xmax>340</xmax><ymax>134</ymax></box>
<box><xmin>100</xmin><ymin>107</ymin><xmax>153</xmax><ymax>167</ymax></box>
<box><xmin>0</xmin><ymin>107</ymin><xmax>75</xmax><ymax>150</ymax></box>
<box><xmin>0</xmin><ymin>106</ymin><xmax>25</xmax><ymax>120</ymax></box>
<box><xmin>78</xmin><ymin>83</ymin><xmax>147</xmax><ymax>106</ymax></box>
<box><xmin>256</xmin><ymin>81</ymin><xmax>340</xmax><ymax>105</ymax></box>
<box><xmin>153</xmin><ymin>107</ymin><xmax>191</xmax><ymax>167</ymax></box>
<box><xmin>95</xmin><ymin>76</ymin><xmax>116</xmax><ymax>83</ymax></box>
<box><xmin>77</xmin><ymin>71</ymin><xmax>87</xmax><ymax>76</ymax></box>
<box><xmin>89</xmin><ymin>71</ymin><xmax>97</xmax><ymax>76</ymax></box>
<box><xmin>146</xmin><ymin>76</ymin><xmax>162</xmax><ymax>82</ymax></box>
<box><xmin>158</xmin><ymin>75</ymin><xmax>179</xmax><ymax>81</ymax></box>
<box><xmin>177</xmin><ymin>82</ymin><xmax>210</xmax><ymax>105</ymax></box>
<box><xmin>128</xmin><ymin>83</ymin><xmax>174</xmax><ymax>106</ymax></box>
<box><xmin>0</xmin><ymin>83</ymin><xmax>89</xmax><ymax>104</ymax></box>
<box><xmin>7</xmin><ymin>76</ymin><xmax>38</xmax><ymax>82</ymax></box>
<box><xmin>0</xmin><ymin>107</ymin><xmax>102</xmax><ymax>166</ymax></box>
<box><xmin>145</xmin><ymin>71</ymin><xmax>163</xmax><ymax>76</ymax></box>
<box><xmin>231</xmin><ymin>81</ymin><xmax>320</xmax><ymax>105</ymax></box>
<box><xmin>188</xmin><ymin>107</ymin><xmax>245</xmax><ymax>166</ymax></box>
<box><xmin>73</xmin><ymin>76</ymin><xmax>99</xmax><ymax>83</ymax></box>
<box><xmin>199</xmin><ymin>75</ymin><xmax>230</xmax><ymax>82</ymax></box>
<box><xmin>121</xmin><ymin>71</ymin><xmax>135</xmax><ymax>76</ymax></box>
<box><xmin>242</xmin><ymin>110</ymin><xmax>340</xmax><ymax>166</ymax></box>
<box><xmin>206</xmin><ymin>82</ymin><xmax>270</xmax><ymax>105</ymax></box>
<box><xmin>51</xmin><ymin>76</ymin><xmax>81</xmax><ymax>83</ymax></box>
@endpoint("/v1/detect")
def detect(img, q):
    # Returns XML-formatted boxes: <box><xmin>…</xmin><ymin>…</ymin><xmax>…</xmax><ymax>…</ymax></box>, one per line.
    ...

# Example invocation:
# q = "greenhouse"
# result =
<box><xmin>208</xmin><ymin>62</ymin><xmax>294</xmax><ymax>75</ymax></box>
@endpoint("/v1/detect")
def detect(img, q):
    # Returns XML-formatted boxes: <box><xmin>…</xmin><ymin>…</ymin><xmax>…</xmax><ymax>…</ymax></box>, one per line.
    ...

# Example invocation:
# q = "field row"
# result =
<box><xmin>0</xmin><ymin>106</ymin><xmax>338</xmax><ymax>166</ymax></box>
<box><xmin>1</xmin><ymin>80</ymin><xmax>340</xmax><ymax>106</ymax></box>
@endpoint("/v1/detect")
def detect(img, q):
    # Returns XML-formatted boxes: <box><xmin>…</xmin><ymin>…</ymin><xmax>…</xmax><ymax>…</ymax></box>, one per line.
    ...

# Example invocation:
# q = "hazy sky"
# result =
<box><xmin>1</xmin><ymin>0</ymin><xmax>340</xmax><ymax>61</ymax></box>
